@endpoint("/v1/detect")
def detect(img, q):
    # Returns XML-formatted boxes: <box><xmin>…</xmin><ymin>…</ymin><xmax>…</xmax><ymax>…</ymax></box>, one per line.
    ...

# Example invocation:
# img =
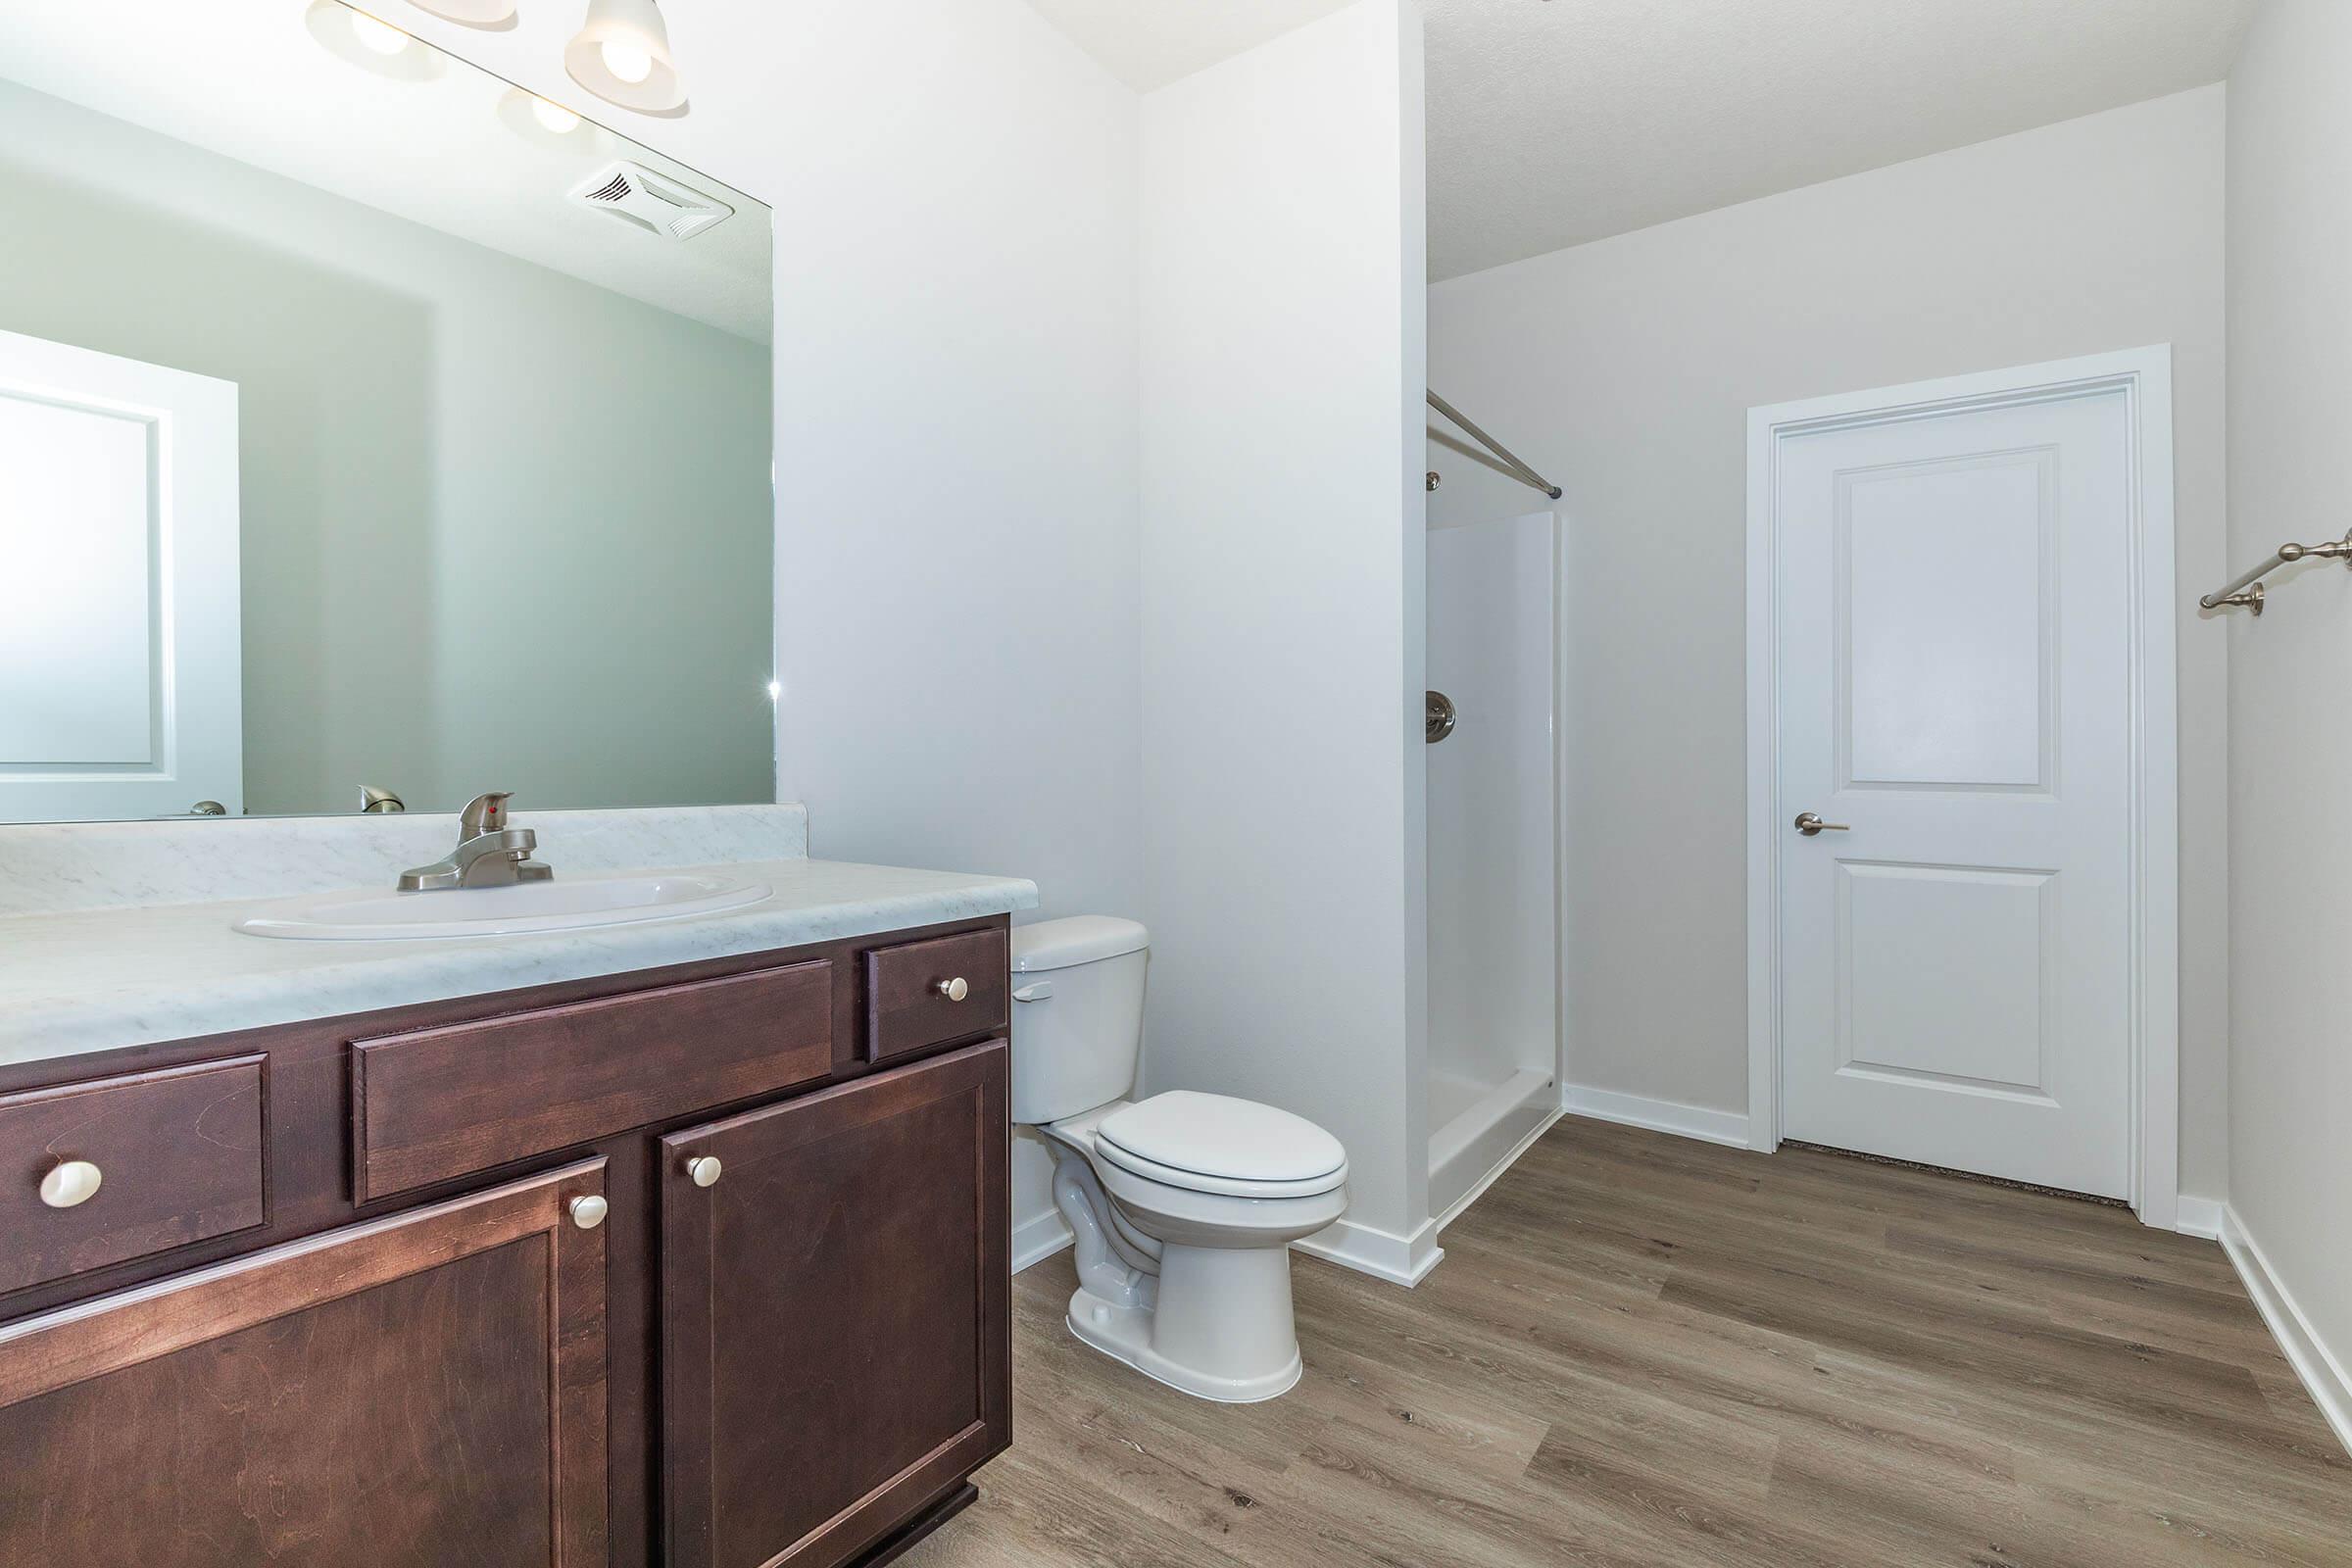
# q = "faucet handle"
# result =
<box><xmin>460</xmin><ymin>792</ymin><xmax>515</xmax><ymax>837</ymax></box>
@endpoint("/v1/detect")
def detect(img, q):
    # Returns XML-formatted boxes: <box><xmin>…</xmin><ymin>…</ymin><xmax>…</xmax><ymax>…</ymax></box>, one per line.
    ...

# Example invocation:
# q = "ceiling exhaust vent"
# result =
<box><xmin>567</xmin><ymin>161</ymin><xmax>733</xmax><ymax>241</ymax></box>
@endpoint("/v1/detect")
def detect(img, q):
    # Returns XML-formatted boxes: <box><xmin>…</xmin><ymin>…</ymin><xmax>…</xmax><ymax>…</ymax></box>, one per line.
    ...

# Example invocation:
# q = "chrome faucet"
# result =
<box><xmin>397</xmin><ymin>792</ymin><xmax>554</xmax><ymax>892</ymax></box>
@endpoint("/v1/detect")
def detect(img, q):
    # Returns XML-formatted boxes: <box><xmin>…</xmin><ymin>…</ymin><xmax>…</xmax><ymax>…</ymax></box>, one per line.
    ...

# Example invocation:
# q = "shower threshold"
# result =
<box><xmin>1429</xmin><ymin>1065</ymin><xmax>1557</xmax><ymax>1226</ymax></box>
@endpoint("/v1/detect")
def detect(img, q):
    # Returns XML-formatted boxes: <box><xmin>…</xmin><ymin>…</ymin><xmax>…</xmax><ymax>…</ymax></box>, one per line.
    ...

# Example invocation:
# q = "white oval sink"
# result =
<box><xmin>233</xmin><ymin>871</ymin><xmax>771</xmax><ymax>941</ymax></box>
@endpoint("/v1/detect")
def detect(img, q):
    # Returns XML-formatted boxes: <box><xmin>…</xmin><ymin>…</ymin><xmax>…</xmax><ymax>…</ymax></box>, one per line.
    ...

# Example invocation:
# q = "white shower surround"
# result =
<box><xmin>1424</xmin><ymin>511</ymin><xmax>1562</xmax><ymax>1223</ymax></box>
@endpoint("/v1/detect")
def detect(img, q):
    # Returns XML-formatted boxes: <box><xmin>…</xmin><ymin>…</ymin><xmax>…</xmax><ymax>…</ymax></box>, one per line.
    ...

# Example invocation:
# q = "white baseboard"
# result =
<box><xmin>2219</xmin><ymin>1206</ymin><xmax>2352</xmax><ymax>1457</ymax></box>
<box><xmin>1011</xmin><ymin>1206</ymin><xmax>1073</xmax><ymax>1274</ymax></box>
<box><xmin>2173</xmin><ymin>1195</ymin><xmax>2225</xmax><ymax>1241</ymax></box>
<box><xmin>1433</xmin><ymin>1105</ymin><xmax>1563</xmax><ymax>1235</ymax></box>
<box><xmin>1296</xmin><ymin>1212</ymin><xmax>1445</xmax><ymax>1288</ymax></box>
<box><xmin>1559</xmin><ymin>1091</ymin><xmax>2231</xmax><ymax>1250</ymax></box>
<box><xmin>1021</xmin><ymin>1195</ymin><xmax>1442</xmax><ymax>1289</ymax></box>
<box><xmin>1559</xmin><ymin>1085</ymin><xmax>1753</xmax><ymax>1150</ymax></box>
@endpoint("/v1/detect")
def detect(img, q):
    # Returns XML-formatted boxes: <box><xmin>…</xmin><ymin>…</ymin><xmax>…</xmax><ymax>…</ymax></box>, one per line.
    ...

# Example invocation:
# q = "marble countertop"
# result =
<box><xmin>0</xmin><ymin>806</ymin><xmax>1038</xmax><ymax>1069</ymax></box>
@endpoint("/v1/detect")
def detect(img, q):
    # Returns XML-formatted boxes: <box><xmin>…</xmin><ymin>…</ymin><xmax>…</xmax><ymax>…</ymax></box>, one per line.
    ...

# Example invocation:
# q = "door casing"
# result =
<box><xmin>1743</xmin><ymin>347</ymin><xmax>2180</xmax><ymax>1230</ymax></box>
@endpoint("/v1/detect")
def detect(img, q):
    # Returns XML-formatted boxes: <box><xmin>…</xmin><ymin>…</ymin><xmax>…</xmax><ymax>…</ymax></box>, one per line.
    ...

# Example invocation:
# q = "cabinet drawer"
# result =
<box><xmin>353</xmin><ymin>960</ymin><xmax>834</xmax><ymax>1202</ymax></box>
<box><xmin>863</xmin><ymin>928</ymin><xmax>1008</xmax><ymax>1065</ymax></box>
<box><xmin>0</xmin><ymin>1056</ymin><xmax>267</xmax><ymax>1295</ymax></box>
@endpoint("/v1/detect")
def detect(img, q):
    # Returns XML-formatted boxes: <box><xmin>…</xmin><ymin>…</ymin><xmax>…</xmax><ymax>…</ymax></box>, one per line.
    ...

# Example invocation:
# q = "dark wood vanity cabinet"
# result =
<box><xmin>662</xmin><ymin>1042</ymin><xmax>1009</xmax><ymax>1568</ymax></box>
<box><xmin>0</xmin><ymin>1159</ymin><xmax>612</xmax><ymax>1568</ymax></box>
<box><xmin>0</xmin><ymin>914</ymin><xmax>1013</xmax><ymax>1568</ymax></box>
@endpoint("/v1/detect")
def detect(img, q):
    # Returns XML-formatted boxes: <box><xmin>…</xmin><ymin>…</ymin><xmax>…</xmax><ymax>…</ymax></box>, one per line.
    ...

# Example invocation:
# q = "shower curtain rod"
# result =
<box><xmin>1427</xmin><ymin>390</ymin><xmax>1562</xmax><ymax>501</ymax></box>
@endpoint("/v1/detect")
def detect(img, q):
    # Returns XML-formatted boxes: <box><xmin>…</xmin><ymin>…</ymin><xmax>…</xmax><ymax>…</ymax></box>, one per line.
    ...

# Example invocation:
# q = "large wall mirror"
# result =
<box><xmin>0</xmin><ymin>1</ymin><xmax>773</xmax><ymax>823</ymax></box>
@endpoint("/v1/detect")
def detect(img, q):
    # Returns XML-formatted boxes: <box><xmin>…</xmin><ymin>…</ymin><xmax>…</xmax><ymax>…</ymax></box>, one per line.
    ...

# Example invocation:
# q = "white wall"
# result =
<box><xmin>1138</xmin><ymin>0</ymin><xmax>1432</xmax><ymax>1274</ymax></box>
<box><xmin>762</xmin><ymin>1</ymin><xmax>1144</xmax><ymax>1258</ymax></box>
<box><xmin>2223</xmin><ymin>0</ymin><xmax>2352</xmax><ymax>1434</ymax></box>
<box><xmin>759</xmin><ymin>2</ymin><xmax>1145</xmax><ymax>1256</ymax></box>
<box><xmin>1429</xmin><ymin>87</ymin><xmax>2230</xmax><ymax>1203</ymax></box>
<box><xmin>761</xmin><ymin>22</ymin><xmax>1143</xmax><ymax>930</ymax></box>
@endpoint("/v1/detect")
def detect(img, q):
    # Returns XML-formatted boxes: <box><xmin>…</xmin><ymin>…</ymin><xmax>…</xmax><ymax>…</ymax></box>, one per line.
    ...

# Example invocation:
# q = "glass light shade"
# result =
<box><xmin>564</xmin><ymin>0</ymin><xmax>684</xmax><ymax>113</ymax></box>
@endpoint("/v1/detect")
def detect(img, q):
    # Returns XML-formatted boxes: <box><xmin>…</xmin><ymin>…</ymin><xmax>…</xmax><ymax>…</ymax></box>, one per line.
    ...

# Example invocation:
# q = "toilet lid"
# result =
<box><xmin>1096</xmin><ymin>1091</ymin><xmax>1348</xmax><ymax>1191</ymax></box>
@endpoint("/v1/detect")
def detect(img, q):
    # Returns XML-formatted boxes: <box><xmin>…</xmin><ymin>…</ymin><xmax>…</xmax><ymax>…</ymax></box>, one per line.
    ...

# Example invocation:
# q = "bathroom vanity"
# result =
<box><xmin>0</xmin><ymin>808</ymin><xmax>1034</xmax><ymax>1568</ymax></box>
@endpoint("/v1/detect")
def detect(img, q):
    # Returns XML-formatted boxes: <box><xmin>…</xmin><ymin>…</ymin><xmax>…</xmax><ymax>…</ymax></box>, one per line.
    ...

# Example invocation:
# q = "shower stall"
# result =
<box><xmin>1424</xmin><ymin>506</ymin><xmax>1561</xmax><ymax>1221</ymax></box>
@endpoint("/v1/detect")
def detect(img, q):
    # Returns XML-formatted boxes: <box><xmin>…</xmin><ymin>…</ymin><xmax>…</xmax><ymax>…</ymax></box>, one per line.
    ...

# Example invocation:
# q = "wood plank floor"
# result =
<box><xmin>906</xmin><ymin>1117</ymin><xmax>2351</xmax><ymax>1568</ymax></box>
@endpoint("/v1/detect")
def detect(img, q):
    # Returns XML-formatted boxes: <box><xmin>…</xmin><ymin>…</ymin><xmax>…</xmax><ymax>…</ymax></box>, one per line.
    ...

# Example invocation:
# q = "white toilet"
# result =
<box><xmin>1010</xmin><ymin>916</ymin><xmax>1348</xmax><ymax>1403</ymax></box>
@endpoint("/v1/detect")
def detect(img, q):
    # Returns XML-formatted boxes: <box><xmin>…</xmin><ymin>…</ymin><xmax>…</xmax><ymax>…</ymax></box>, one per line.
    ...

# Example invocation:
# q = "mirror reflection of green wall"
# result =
<box><xmin>0</xmin><ymin>2</ymin><xmax>772</xmax><ymax>821</ymax></box>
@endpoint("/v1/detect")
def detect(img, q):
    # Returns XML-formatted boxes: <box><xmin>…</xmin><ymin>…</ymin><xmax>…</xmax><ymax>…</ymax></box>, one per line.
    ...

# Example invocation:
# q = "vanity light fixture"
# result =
<box><xmin>532</xmin><ymin>96</ymin><xmax>583</xmax><ymax>133</ymax></box>
<box><xmin>564</xmin><ymin>0</ymin><xmax>685</xmax><ymax>113</ymax></box>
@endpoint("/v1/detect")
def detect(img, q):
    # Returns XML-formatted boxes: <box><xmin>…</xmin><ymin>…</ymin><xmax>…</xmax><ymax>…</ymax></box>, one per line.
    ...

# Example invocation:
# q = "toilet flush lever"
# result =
<box><xmin>1011</xmin><ymin>981</ymin><xmax>1054</xmax><ymax>1004</ymax></box>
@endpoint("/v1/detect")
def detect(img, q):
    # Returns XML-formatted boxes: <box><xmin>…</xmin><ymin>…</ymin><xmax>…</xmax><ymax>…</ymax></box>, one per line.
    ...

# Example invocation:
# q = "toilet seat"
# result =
<box><xmin>1095</xmin><ymin>1091</ymin><xmax>1348</xmax><ymax>1200</ymax></box>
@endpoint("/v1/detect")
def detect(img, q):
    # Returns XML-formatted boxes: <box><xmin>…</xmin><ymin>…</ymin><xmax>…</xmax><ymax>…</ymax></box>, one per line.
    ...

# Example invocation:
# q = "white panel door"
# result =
<box><xmin>0</xmin><ymin>329</ymin><xmax>240</xmax><ymax>821</ymax></box>
<box><xmin>1775</xmin><ymin>386</ymin><xmax>2132</xmax><ymax>1198</ymax></box>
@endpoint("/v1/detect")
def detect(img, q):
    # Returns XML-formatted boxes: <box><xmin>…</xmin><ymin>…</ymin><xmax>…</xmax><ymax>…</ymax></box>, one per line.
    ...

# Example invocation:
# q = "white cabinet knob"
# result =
<box><xmin>39</xmin><ymin>1159</ymin><xmax>103</xmax><ymax>1209</ymax></box>
<box><xmin>686</xmin><ymin>1155</ymin><xmax>723</xmax><ymax>1188</ymax></box>
<box><xmin>933</xmin><ymin>976</ymin><xmax>970</xmax><ymax>1003</ymax></box>
<box><xmin>568</xmin><ymin>1194</ymin><xmax>609</xmax><ymax>1230</ymax></box>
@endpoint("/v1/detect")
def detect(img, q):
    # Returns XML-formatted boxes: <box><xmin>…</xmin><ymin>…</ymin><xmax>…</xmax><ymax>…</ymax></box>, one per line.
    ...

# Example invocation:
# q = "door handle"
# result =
<box><xmin>1793</xmin><ymin>812</ymin><xmax>1850</xmax><ymax>837</ymax></box>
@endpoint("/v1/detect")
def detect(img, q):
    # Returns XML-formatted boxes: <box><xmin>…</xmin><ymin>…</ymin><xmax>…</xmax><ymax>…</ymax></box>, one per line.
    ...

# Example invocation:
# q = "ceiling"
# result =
<box><xmin>0</xmin><ymin>0</ymin><xmax>769</xmax><ymax>340</ymax></box>
<box><xmin>5</xmin><ymin>2</ymin><xmax>2258</xmax><ymax>316</ymax></box>
<box><xmin>1023</xmin><ymin>0</ymin><xmax>2257</xmax><ymax>283</ymax></box>
<box><xmin>1024</xmin><ymin>0</ymin><xmax>1360</xmax><ymax>92</ymax></box>
<box><xmin>1425</xmin><ymin>0</ymin><xmax>2257</xmax><ymax>279</ymax></box>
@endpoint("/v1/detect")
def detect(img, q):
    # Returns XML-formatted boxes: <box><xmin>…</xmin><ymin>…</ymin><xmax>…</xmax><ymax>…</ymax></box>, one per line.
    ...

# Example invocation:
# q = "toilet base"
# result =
<box><xmin>1064</xmin><ymin>1296</ymin><xmax>1302</xmax><ymax>1405</ymax></box>
<box><xmin>1062</xmin><ymin>1239</ymin><xmax>1304</xmax><ymax>1404</ymax></box>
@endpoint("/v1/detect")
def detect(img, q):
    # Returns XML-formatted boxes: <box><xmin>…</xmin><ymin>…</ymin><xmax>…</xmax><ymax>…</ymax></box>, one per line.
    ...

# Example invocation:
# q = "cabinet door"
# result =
<box><xmin>0</xmin><ymin>1159</ymin><xmax>609</xmax><ymax>1568</ymax></box>
<box><xmin>662</xmin><ymin>1041</ymin><xmax>1009</xmax><ymax>1568</ymax></box>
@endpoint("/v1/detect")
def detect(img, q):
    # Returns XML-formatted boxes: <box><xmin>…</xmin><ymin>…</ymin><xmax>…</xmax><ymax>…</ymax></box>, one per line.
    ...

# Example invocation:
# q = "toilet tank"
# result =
<box><xmin>1007</xmin><ymin>916</ymin><xmax>1150</xmax><ymax>1124</ymax></box>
